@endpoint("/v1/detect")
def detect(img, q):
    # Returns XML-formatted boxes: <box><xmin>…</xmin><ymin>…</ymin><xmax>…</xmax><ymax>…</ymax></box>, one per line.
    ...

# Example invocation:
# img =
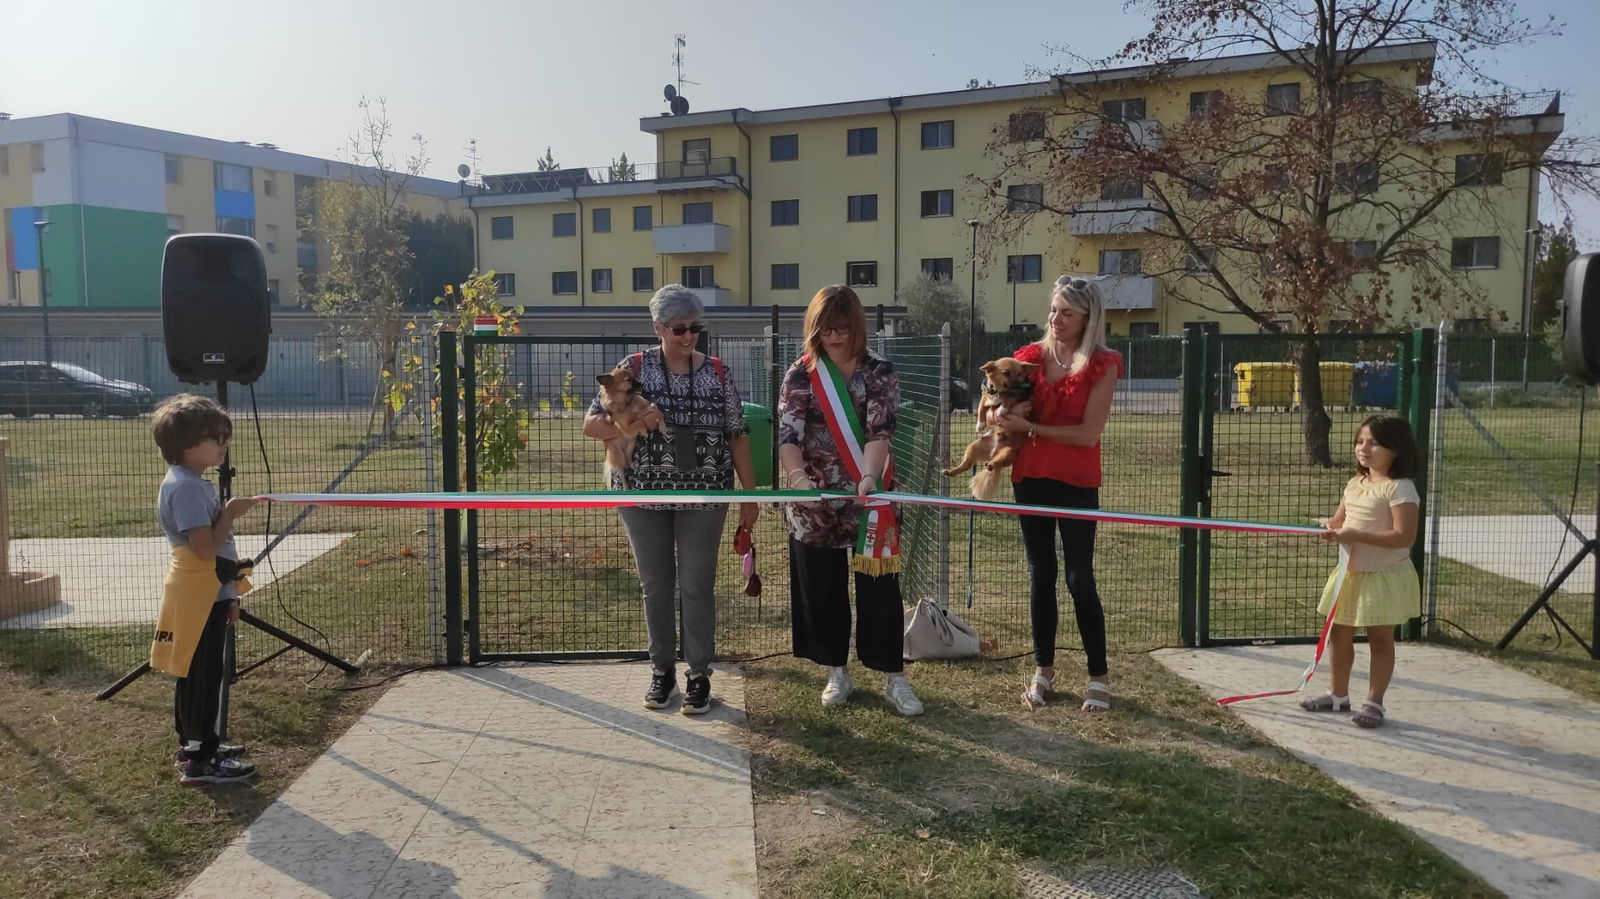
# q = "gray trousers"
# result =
<box><xmin>617</xmin><ymin>506</ymin><xmax>728</xmax><ymax>677</ymax></box>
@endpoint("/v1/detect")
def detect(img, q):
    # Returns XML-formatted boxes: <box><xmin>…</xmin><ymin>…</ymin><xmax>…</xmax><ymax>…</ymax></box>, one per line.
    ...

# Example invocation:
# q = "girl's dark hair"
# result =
<box><xmin>1355</xmin><ymin>414</ymin><xmax>1419</xmax><ymax>479</ymax></box>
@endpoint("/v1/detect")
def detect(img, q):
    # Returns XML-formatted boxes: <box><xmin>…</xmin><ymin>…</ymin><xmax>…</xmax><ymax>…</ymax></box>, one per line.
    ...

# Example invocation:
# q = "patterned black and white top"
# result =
<box><xmin>588</xmin><ymin>348</ymin><xmax>749</xmax><ymax>510</ymax></box>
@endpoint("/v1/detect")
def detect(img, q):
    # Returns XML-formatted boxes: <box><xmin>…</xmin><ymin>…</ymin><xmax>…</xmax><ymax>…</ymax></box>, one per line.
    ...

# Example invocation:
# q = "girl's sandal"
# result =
<box><xmin>1081</xmin><ymin>681</ymin><xmax>1111</xmax><ymax>713</ymax></box>
<box><xmin>1352</xmin><ymin>701</ymin><xmax>1386</xmax><ymax>728</ymax></box>
<box><xmin>1299</xmin><ymin>691</ymin><xmax>1351</xmax><ymax>712</ymax></box>
<box><xmin>1022</xmin><ymin>673</ymin><xmax>1053</xmax><ymax>709</ymax></box>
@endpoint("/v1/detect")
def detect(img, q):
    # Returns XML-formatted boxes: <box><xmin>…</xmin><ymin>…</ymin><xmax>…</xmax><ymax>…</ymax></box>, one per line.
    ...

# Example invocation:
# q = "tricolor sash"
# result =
<box><xmin>807</xmin><ymin>355</ymin><xmax>901</xmax><ymax>576</ymax></box>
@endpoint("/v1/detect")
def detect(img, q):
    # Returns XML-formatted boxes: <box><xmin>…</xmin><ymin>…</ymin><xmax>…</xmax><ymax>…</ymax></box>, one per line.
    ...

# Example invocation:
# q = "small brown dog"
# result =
<box><xmin>943</xmin><ymin>358</ymin><xmax>1037</xmax><ymax>499</ymax></box>
<box><xmin>596</xmin><ymin>361</ymin><xmax>665</xmax><ymax>485</ymax></box>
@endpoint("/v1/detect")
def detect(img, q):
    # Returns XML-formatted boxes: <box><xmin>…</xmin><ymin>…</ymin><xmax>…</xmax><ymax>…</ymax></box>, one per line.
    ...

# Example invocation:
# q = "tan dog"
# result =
<box><xmin>943</xmin><ymin>358</ymin><xmax>1038</xmax><ymax>499</ymax></box>
<box><xmin>596</xmin><ymin>361</ymin><xmax>665</xmax><ymax>485</ymax></box>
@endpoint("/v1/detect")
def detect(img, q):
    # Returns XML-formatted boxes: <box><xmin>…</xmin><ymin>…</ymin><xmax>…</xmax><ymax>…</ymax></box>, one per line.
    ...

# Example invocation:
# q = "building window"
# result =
<box><xmin>1328</xmin><ymin>320</ymin><xmax>1355</xmax><ymax>334</ymax></box>
<box><xmin>166</xmin><ymin>214</ymin><xmax>184</xmax><ymax>236</ymax></box>
<box><xmin>592</xmin><ymin>268</ymin><xmax>613</xmax><ymax>293</ymax></box>
<box><xmin>1451</xmin><ymin>236</ymin><xmax>1501</xmax><ymax>270</ymax></box>
<box><xmin>920</xmin><ymin>189</ymin><xmax>954</xmax><ymax>218</ymax></box>
<box><xmin>633</xmin><ymin>267</ymin><xmax>655</xmax><ymax>292</ymax></box>
<box><xmin>1454</xmin><ymin>317</ymin><xmax>1489</xmax><ymax>334</ymax></box>
<box><xmin>1129</xmin><ymin>322</ymin><xmax>1161</xmax><ymax>338</ymax></box>
<box><xmin>1335</xmin><ymin>161</ymin><xmax>1379</xmax><ymax>195</ymax></box>
<box><xmin>164</xmin><ymin>155</ymin><xmax>181</xmax><ymax>184</ymax></box>
<box><xmin>1006</xmin><ymin>183</ymin><xmax>1043</xmax><ymax>213</ymax></box>
<box><xmin>770</xmin><ymin>134</ymin><xmax>799</xmax><ymax>161</ymax></box>
<box><xmin>847</xmin><ymin>194</ymin><xmax>879</xmax><ymax>222</ymax></box>
<box><xmin>1455</xmin><ymin>153</ymin><xmax>1505</xmax><ymax>187</ymax></box>
<box><xmin>1008</xmin><ymin>111</ymin><xmax>1046</xmax><ymax>142</ymax></box>
<box><xmin>921</xmin><ymin>258</ymin><xmax>954</xmax><ymax>280</ymax></box>
<box><xmin>682</xmin><ymin>202</ymin><xmax>713</xmax><ymax>225</ymax></box>
<box><xmin>216</xmin><ymin>216</ymin><xmax>254</xmax><ymax>236</ymax></box>
<box><xmin>551</xmin><ymin>271</ymin><xmax>576</xmax><ymax>295</ymax></box>
<box><xmin>593</xmin><ymin>207</ymin><xmax>611</xmax><ymax>233</ymax></box>
<box><xmin>491</xmin><ymin>216</ymin><xmax>514</xmax><ymax>239</ymax></box>
<box><xmin>1351</xmin><ymin>240</ymin><xmax>1377</xmax><ymax>261</ymax></box>
<box><xmin>0</xmin><ymin>146</ymin><xmax>9</xmax><ymax>177</ymax></box>
<box><xmin>267</xmin><ymin>279</ymin><xmax>280</xmax><ymax>306</ymax></box>
<box><xmin>681</xmin><ymin>265</ymin><xmax>715</xmax><ymax>288</ymax></box>
<box><xmin>1006</xmin><ymin>255</ymin><xmax>1042</xmax><ymax>283</ymax></box>
<box><xmin>1339</xmin><ymin>80</ymin><xmax>1383</xmax><ymax>109</ymax></box>
<box><xmin>1189</xmin><ymin>90</ymin><xmax>1221</xmax><ymax>119</ymax></box>
<box><xmin>1265</xmin><ymin>164</ymin><xmax>1291</xmax><ymax>192</ymax></box>
<box><xmin>497</xmin><ymin>273</ymin><xmax>518</xmax><ymax>296</ymax></box>
<box><xmin>30</xmin><ymin>143</ymin><xmax>45</xmax><ymax>173</ymax></box>
<box><xmin>634</xmin><ymin>205</ymin><xmax>653</xmax><ymax>230</ymax></box>
<box><xmin>771</xmin><ymin>199</ymin><xmax>800</xmax><ymax>226</ymax></box>
<box><xmin>682</xmin><ymin>138</ymin><xmax>711</xmax><ymax>165</ymax></box>
<box><xmin>771</xmin><ymin>263</ymin><xmax>800</xmax><ymax>290</ymax></box>
<box><xmin>1099</xmin><ymin>249</ymin><xmax>1142</xmax><ymax>275</ymax></box>
<box><xmin>1101</xmin><ymin>97</ymin><xmax>1146</xmax><ymax>122</ymax></box>
<box><xmin>262</xmin><ymin>177</ymin><xmax>275</xmax><ymax>197</ymax></box>
<box><xmin>553</xmin><ymin>212</ymin><xmax>576</xmax><ymax>237</ymax></box>
<box><xmin>1184</xmin><ymin>248</ymin><xmax>1217</xmax><ymax>274</ymax></box>
<box><xmin>1100</xmin><ymin>178</ymin><xmax>1144</xmax><ymax>201</ymax></box>
<box><xmin>1184</xmin><ymin>321</ymin><xmax>1221</xmax><ymax>335</ymax></box>
<box><xmin>846</xmin><ymin>261</ymin><xmax>878</xmax><ymax>287</ymax></box>
<box><xmin>846</xmin><ymin>127</ymin><xmax>878</xmax><ymax>156</ymax></box>
<box><xmin>214</xmin><ymin>162</ymin><xmax>251</xmax><ymax>192</ymax></box>
<box><xmin>264</xmin><ymin>224</ymin><xmax>279</xmax><ymax>254</ymax></box>
<box><xmin>1188</xmin><ymin>168</ymin><xmax>1217</xmax><ymax>201</ymax></box>
<box><xmin>1266</xmin><ymin>82</ymin><xmax>1302</xmax><ymax>116</ymax></box>
<box><xmin>921</xmin><ymin>120</ymin><xmax>954</xmax><ymax>149</ymax></box>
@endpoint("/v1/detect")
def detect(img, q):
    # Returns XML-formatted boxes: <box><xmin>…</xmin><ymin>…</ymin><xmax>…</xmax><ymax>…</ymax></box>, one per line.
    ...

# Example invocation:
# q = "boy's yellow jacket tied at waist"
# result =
<box><xmin>149</xmin><ymin>547</ymin><xmax>252</xmax><ymax>678</ymax></box>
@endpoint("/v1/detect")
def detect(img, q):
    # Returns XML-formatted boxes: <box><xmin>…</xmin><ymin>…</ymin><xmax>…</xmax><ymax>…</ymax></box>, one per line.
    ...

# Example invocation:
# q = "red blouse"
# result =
<box><xmin>1010</xmin><ymin>344</ymin><xmax>1124</xmax><ymax>488</ymax></box>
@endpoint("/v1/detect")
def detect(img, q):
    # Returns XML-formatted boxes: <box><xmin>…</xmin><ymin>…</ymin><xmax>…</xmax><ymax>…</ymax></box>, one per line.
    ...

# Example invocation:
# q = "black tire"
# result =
<box><xmin>83</xmin><ymin>402</ymin><xmax>104</xmax><ymax>419</ymax></box>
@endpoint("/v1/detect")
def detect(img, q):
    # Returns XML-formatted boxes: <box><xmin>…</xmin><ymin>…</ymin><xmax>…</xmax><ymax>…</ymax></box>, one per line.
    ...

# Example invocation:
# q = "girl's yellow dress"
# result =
<box><xmin>1317</xmin><ymin>476</ymin><xmax>1421</xmax><ymax>627</ymax></box>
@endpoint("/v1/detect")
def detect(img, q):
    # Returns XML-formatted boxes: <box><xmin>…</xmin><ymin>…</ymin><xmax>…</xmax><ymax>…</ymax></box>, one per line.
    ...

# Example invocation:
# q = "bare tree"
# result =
<box><xmin>985</xmin><ymin>0</ymin><xmax>1599</xmax><ymax>464</ymax></box>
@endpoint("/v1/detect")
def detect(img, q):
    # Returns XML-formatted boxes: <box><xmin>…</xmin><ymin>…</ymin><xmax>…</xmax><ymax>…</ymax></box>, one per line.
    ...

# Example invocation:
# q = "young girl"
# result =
<box><xmin>1300</xmin><ymin>414</ymin><xmax>1422</xmax><ymax>728</ymax></box>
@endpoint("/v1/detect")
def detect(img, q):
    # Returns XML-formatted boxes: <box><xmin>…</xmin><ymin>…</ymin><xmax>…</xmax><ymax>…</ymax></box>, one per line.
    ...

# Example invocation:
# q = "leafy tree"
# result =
<box><xmin>537</xmin><ymin>146</ymin><xmax>559</xmax><ymax>172</ymax></box>
<box><xmin>899</xmin><ymin>270</ymin><xmax>985</xmax><ymax>394</ymax></box>
<box><xmin>403</xmin><ymin>211</ymin><xmax>475</xmax><ymax>311</ymax></box>
<box><xmin>1531</xmin><ymin>219</ymin><xmax>1578</xmax><ymax>331</ymax></box>
<box><xmin>608</xmin><ymin>153</ymin><xmax>637</xmax><ymax>182</ymax></box>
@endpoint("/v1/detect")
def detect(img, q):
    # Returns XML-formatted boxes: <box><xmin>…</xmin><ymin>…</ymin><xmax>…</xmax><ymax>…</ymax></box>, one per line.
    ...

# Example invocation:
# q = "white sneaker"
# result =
<box><xmin>821</xmin><ymin>667</ymin><xmax>854</xmax><ymax>706</ymax></box>
<box><xmin>885</xmin><ymin>676</ymin><xmax>924</xmax><ymax>717</ymax></box>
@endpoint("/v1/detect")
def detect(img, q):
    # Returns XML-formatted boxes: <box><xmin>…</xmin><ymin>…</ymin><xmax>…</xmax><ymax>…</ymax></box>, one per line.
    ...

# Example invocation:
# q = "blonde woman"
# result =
<box><xmin>995</xmin><ymin>276</ymin><xmax>1122</xmax><ymax>712</ymax></box>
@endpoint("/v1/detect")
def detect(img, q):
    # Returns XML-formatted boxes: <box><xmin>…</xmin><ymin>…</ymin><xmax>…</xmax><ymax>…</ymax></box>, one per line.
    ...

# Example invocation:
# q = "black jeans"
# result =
<box><xmin>1014</xmin><ymin>477</ymin><xmax>1108</xmax><ymax>676</ymax></box>
<box><xmin>174</xmin><ymin>600</ymin><xmax>234</xmax><ymax>760</ymax></box>
<box><xmin>788</xmin><ymin>537</ymin><xmax>905</xmax><ymax>673</ymax></box>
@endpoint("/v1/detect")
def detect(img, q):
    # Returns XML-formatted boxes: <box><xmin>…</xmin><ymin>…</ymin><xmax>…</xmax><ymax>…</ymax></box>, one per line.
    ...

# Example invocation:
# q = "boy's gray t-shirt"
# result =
<box><xmin>158</xmin><ymin>465</ymin><xmax>237</xmax><ymax>602</ymax></box>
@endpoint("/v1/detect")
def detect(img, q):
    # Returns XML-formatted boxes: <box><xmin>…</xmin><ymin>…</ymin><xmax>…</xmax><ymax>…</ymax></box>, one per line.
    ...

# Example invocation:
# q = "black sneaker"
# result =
<box><xmin>175</xmin><ymin>742</ymin><xmax>246</xmax><ymax>767</ymax></box>
<box><xmin>682</xmin><ymin>675</ymin><xmax>712</xmax><ymax>715</ymax></box>
<box><xmin>644</xmin><ymin>670</ymin><xmax>677</xmax><ymax>710</ymax></box>
<box><xmin>180</xmin><ymin>755</ymin><xmax>257</xmax><ymax>786</ymax></box>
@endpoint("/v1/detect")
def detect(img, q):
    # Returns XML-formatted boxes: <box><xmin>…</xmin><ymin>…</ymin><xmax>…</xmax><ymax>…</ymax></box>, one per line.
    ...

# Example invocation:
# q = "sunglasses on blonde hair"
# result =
<box><xmin>1055</xmin><ymin>275</ymin><xmax>1093</xmax><ymax>291</ymax></box>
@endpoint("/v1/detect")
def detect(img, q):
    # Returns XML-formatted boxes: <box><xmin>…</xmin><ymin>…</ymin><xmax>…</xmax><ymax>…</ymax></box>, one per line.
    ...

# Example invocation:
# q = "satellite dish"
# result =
<box><xmin>671</xmin><ymin>95</ymin><xmax>690</xmax><ymax>116</ymax></box>
<box><xmin>663</xmin><ymin>84</ymin><xmax>678</xmax><ymax>101</ymax></box>
<box><xmin>457</xmin><ymin>164</ymin><xmax>471</xmax><ymax>179</ymax></box>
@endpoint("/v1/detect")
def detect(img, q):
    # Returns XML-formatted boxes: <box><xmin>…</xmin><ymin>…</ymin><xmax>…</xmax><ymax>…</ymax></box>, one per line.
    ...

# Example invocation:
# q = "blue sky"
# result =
<box><xmin>3</xmin><ymin>0</ymin><xmax>1596</xmax><ymax>237</ymax></box>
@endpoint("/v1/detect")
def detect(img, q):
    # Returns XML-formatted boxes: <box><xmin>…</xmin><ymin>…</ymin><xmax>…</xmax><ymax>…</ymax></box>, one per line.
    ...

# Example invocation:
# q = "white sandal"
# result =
<box><xmin>1021</xmin><ymin>672</ymin><xmax>1053</xmax><ymax>708</ymax></box>
<box><xmin>1082</xmin><ymin>680</ymin><xmax>1111</xmax><ymax>713</ymax></box>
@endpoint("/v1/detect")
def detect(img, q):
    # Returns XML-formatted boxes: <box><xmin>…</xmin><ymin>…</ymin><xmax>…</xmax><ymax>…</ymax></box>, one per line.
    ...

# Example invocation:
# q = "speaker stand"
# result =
<box><xmin>96</xmin><ymin>381</ymin><xmax>359</xmax><ymax>702</ymax></box>
<box><xmin>1495</xmin><ymin>461</ymin><xmax>1600</xmax><ymax>660</ymax></box>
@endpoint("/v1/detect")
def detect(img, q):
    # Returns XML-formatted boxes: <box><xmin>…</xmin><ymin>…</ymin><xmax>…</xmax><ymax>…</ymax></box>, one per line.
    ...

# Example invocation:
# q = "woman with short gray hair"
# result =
<box><xmin>583</xmin><ymin>284</ymin><xmax>759</xmax><ymax>715</ymax></box>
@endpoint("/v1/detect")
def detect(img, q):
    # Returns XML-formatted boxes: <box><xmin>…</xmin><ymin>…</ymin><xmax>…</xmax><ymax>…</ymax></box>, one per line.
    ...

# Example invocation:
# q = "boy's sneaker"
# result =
<box><xmin>174</xmin><ymin>742</ymin><xmax>245</xmax><ymax>768</ymax></box>
<box><xmin>644</xmin><ymin>669</ymin><xmax>677</xmax><ymax>710</ymax></box>
<box><xmin>681</xmin><ymin>675</ymin><xmax>712</xmax><ymax>715</ymax></box>
<box><xmin>821</xmin><ymin>667</ymin><xmax>854</xmax><ymax>706</ymax></box>
<box><xmin>180</xmin><ymin>755</ymin><xmax>257</xmax><ymax>786</ymax></box>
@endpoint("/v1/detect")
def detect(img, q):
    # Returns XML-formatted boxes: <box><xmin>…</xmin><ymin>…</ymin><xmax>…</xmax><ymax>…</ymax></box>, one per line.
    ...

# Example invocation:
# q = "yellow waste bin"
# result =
<box><xmin>1233</xmin><ymin>362</ymin><xmax>1296</xmax><ymax>408</ymax></box>
<box><xmin>1294</xmin><ymin>362</ymin><xmax>1354</xmax><ymax>406</ymax></box>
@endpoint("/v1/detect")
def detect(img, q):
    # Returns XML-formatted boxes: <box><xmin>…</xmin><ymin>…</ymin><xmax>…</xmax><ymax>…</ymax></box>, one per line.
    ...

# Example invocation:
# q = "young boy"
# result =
<box><xmin>148</xmin><ymin>394</ymin><xmax>258</xmax><ymax>785</ymax></box>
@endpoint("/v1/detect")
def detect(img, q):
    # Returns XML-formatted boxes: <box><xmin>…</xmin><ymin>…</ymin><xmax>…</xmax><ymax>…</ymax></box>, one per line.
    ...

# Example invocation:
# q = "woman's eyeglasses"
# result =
<box><xmin>822</xmin><ymin>324</ymin><xmax>852</xmax><ymax>337</ymax></box>
<box><xmin>665</xmin><ymin>323</ymin><xmax>707</xmax><ymax>336</ymax></box>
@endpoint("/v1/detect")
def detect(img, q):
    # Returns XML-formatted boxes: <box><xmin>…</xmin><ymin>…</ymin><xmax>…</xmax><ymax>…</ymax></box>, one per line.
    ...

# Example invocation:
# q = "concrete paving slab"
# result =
<box><xmin>1155</xmin><ymin>643</ymin><xmax>1600</xmax><ymax>899</ymax></box>
<box><xmin>179</xmin><ymin>662</ymin><xmax>757</xmax><ymax>899</ymax></box>
<box><xmin>1</xmin><ymin>533</ymin><xmax>353</xmax><ymax>627</ymax></box>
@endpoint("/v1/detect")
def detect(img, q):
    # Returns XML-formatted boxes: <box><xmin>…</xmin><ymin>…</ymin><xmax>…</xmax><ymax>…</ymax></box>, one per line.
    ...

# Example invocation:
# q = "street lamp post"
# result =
<box><xmin>33</xmin><ymin>220</ymin><xmax>52</xmax><ymax>365</ymax></box>
<box><xmin>966</xmin><ymin>219</ymin><xmax>979</xmax><ymax>411</ymax></box>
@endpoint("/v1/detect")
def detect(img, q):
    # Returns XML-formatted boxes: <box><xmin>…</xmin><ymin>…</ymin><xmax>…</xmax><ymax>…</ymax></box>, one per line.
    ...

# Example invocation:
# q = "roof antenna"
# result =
<box><xmin>665</xmin><ymin>34</ymin><xmax>696</xmax><ymax>115</ymax></box>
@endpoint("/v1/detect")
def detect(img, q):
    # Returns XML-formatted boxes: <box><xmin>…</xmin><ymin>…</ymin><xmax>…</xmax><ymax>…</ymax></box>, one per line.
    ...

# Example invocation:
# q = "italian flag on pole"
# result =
<box><xmin>473</xmin><ymin>316</ymin><xmax>498</xmax><ymax>336</ymax></box>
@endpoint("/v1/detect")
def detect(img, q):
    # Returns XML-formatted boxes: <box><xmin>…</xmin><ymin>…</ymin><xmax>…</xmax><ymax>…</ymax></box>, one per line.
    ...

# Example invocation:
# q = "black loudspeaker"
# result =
<box><xmin>1561</xmin><ymin>253</ymin><xmax>1600</xmax><ymax>384</ymax></box>
<box><xmin>161</xmin><ymin>233</ymin><xmax>271</xmax><ymax>384</ymax></box>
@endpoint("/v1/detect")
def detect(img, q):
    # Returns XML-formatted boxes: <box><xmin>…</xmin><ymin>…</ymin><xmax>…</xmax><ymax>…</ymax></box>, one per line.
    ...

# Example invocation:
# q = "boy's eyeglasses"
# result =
<box><xmin>666</xmin><ymin>323</ymin><xmax>707</xmax><ymax>336</ymax></box>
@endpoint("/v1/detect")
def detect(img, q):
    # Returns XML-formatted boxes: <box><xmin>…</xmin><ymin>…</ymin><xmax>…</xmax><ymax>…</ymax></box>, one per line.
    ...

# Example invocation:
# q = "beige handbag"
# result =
<box><xmin>902</xmin><ymin>599</ymin><xmax>982</xmax><ymax>660</ymax></box>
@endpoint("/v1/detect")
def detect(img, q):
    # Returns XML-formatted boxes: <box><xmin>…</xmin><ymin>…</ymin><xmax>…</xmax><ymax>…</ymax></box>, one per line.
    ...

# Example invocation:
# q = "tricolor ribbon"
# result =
<box><xmin>1215</xmin><ymin>547</ymin><xmax>1349</xmax><ymax>706</ymax></box>
<box><xmin>807</xmin><ymin>355</ymin><xmax>900</xmax><ymax>576</ymax></box>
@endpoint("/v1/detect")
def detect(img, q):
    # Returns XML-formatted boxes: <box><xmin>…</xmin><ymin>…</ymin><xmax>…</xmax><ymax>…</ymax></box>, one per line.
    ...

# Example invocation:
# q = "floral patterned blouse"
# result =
<box><xmin>588</xmin><ymin>348</ymin><xmax>748</xmax><ymax>510</ymax></box>
<box><xmin>777</xmin><ymin>350</ymin><xmax>899</xmax><ymax>548</ymax></box>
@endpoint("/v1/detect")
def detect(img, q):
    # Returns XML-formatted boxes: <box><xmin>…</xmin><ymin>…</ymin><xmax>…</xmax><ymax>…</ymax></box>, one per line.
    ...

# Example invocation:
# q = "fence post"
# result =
<box><xmin>1178</xmin><ymin>324</ymin><xmax>1205</xmax><ymax>646</ymax></box>
<box><xmin>439</xmin><ymin>330</ymin><xmax>463</xmax><ymax>666</ymax></box>
<box><xmin>1489</xmin><ymin>336</ymin><xmax>1497</xmax><ymax>409</ymax></box>
<box><xmin>421</xmin><ymin>334</ymin><xmax>442</xmax><ymax>664</ymax></box>
<box><xmin>1424</xmin><ymin>328</ymin><xmax>1449</xmax><ymax>636</ymax></box>
<box><xmin>938</xmin><ymin>323</ymin><xmax>952</xmax><ymax>612</ymax></box>
<box><xmin>1403</xmin><ymin>327</ymin><xmax>1437</xmax><ymax>642</ymax></box>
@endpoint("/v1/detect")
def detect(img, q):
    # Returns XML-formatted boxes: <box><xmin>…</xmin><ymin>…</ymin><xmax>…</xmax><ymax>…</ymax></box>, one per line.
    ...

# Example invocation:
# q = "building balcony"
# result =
<box><xmin>653</xmin><ymin>223</ymin><xmax>732</xmax><ymax>255</ymax></box>
<box><xmin>1099</xmin><ymin>275</ymin><xmax>1160</xmax><ymax>310</ymax></box>
<box><xmin>688</xmin><ymin>287</ymin><xmax>734</xmax><ymax>307</ymax></box>
<box><xmin>1069</xmin><ymin>119</ymin><xmax>1162</xmax><ymax>154</ymax></box>
<box><xmin>1067</xmin><ymin>199</ymin><xmax>1159</xmax><ymax>236</ymax></box>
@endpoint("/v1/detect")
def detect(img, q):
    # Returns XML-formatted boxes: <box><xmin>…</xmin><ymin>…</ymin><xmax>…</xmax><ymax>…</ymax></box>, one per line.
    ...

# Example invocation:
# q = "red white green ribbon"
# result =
<box><xmin>1216</xmin><ymin>549</ymin><xmax>1349</xmax><ymax>705</ymax></box>
<box><xmin>867</xmin><ymin>491</ymin><xmax>1324</xmax><ymax>536</ymax></box>
<box><xmin>807</xmin><ymin>355</ymin><xmax>900</xmax><ymax>575</ymax></box>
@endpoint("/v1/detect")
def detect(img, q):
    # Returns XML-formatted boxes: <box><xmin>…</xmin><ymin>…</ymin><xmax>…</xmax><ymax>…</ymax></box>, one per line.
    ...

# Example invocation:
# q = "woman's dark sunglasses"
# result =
<box><xmin>666</xmin><ymin>323</ymin><xmax>707</xmax><ymax>336</ymax></box>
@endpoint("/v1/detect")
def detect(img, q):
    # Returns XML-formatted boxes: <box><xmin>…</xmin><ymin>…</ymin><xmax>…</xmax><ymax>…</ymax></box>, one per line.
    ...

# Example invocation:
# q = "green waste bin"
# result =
<box><xmin>742</xmin><ymin>402</ymin><xmax>773</xmax><ymax>487</ymax></box>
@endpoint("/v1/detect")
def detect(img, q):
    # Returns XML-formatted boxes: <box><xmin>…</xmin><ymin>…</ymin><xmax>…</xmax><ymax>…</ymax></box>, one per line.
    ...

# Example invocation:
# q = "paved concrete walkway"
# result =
<box><xmin>1155</xmin><ymin>643</ymin><xmax>1600</xmax><ymax>899</ymax></box>
<box><xmin>180</xmin><ymin>663</ymin><xmax>757</xmax><ymax>899</ymax></box>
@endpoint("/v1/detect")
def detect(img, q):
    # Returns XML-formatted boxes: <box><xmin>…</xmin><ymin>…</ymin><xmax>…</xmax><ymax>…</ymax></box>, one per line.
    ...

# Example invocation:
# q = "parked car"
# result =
<box><xmin>0</xmin><ymin>361</ymin><xmax>156</xmax><ymax>418</ymax></box>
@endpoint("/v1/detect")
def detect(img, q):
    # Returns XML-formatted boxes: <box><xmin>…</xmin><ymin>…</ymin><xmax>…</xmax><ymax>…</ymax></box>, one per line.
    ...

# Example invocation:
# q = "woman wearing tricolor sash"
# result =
<box><xmin>777</xmin><ymin>285</ymin><xmax>923</xmax><ymax>716</ymax></box>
